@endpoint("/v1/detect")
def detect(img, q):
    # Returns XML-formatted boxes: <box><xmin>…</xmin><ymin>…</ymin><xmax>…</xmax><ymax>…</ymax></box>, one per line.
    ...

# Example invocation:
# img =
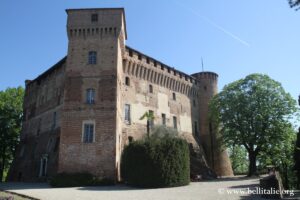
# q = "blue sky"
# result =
<box><xmin>0</xmin><ymin>0</ymin><xmax>299</xmax><ymax>100</ymax></box>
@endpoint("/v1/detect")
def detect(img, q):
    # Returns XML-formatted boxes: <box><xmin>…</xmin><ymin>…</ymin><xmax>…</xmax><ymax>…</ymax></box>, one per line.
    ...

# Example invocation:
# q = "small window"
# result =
<box><xmin>173</xmin><ymin>116</ymin><xmax>177</xmax><ymax>130</ymax></box>
<box><xmin>83</xmin><ymin>123</ymin><xmax>94</xmax><ymax>143</ymax></box>
<box><xmin>149</xmin><ymin>84</ymin><xmax>153</xmax><ymax>93</ymax></box>
<box><xmin>193</xmin><ymin>99</ymin><xmax>196</xmax><ymax>107</ymax></box>
<box><xmin>138</xmin><ymin>54</ymin><xmax>142</xmax><ymax>60</ymax></box>
<box><xmin>162</xmin><ymin>113</ymin><xmax>166</xmax><ymax>126</ymax></box>
<box><xmin>204</xmin><ymin>86</ymin><xmax>207</xmax><ymax>91</ymax></box>
<box><xmin>52</xmin><ymin>112</ymin><xmax>56</xmax><ymax>129</ymax></box>
<box><xmin>88</xmin><ymin>51</ymin><xmax>97</xmax><ymax>65</ymax></box>
<box><xmin>125</xmin><ymin>104</ymin><xmax>131</xmax><ymax>124</ymax></box>
<box><xmin>91</xmin><ymin>14</ymin><xmax>98</xmax><ymax>22</ymax></box>
<box><xmin>146</xmin><ymin>57</ymin><xmax>150</xmax><ymax>64</ymax></box>
<box><xmin>125</xmin><ymin>77</ymin><xmax>130</xmax><ymax>86</ymax></box>
<box><xmin>194</xmin><ymin>121</ymin><xmax>198</xmax><ymax>135</ymax></box>
<box><xmin>86</xmin><ymin>89</ymin><xmax>95</xmax><ymax>104</ymax></box>
<box><xmin>172</xmin><ymin>92</ymin><xmax>176</xmax><ymax>101</ymax></box>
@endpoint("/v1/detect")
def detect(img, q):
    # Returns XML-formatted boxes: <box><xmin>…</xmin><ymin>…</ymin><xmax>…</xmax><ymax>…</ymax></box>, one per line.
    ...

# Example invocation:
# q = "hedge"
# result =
<box><xmin>121</xmin><ymin>135</ymin><xmax>190</xmax><ymax>188</ymax></box>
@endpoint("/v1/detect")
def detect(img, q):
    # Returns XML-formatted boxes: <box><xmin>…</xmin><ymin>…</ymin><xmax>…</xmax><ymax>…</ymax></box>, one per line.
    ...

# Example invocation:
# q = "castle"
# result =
<box><xmin>8</xmin><ymin>8</ymin><xmax>233</xmax><ymax>182</ymax></box>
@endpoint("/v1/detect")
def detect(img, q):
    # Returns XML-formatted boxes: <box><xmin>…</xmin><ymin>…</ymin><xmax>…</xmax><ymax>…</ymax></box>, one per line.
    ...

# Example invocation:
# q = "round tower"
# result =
<box><xmin>192</xmin><ymin>72</ymin><xmax>233</xmax><ymax>177</ymax></box>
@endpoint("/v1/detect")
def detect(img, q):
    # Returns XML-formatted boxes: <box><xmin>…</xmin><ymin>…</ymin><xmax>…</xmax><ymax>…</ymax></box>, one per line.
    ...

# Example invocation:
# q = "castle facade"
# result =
<box><xmin>9</xmin><ymin>8</ymin><xmax>233</xmax><ymax>181</ymax></box>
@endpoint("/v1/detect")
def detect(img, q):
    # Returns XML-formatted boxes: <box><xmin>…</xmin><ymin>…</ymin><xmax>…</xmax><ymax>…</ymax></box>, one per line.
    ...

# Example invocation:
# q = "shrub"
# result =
<box><xmin>121</xmin><ymin>134</ymin><xmax>190</xmax><ymax>188</ymax></box>
<box><xmin>50</xmin><ymin>172</ymin><xmax>115</xmax><ymax>187</ymax></box>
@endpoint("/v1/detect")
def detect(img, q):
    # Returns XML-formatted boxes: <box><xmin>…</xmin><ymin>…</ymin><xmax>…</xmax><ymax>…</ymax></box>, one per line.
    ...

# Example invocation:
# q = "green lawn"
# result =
<box><xmin>0</xmin><ymin>191</ymin><xmax>33</xmax><ymax>200</ymax></box>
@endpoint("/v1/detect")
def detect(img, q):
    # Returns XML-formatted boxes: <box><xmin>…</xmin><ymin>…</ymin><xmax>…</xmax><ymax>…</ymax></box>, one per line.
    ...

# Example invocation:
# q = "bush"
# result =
<box><xmin>50</xmin><ymin>172</ymin><xmax>115</xmax><ymax>187</ymax></box>
<box><xmin>121</xmin><ymin>134</ymin><xmax>190</xmax><ymax>188</ymax></box>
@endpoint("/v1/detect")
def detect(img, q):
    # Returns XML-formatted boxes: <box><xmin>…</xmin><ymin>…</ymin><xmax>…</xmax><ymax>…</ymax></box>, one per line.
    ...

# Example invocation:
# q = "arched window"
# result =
<box><xmin>125</xmin><ymin>77</ymin><xmax>130</xmax><ymax>86</ymax></box>
<box><xmin>88</xmin><ymin>51</ymin><xmax>97</xmax><ymax>64</ymax></box>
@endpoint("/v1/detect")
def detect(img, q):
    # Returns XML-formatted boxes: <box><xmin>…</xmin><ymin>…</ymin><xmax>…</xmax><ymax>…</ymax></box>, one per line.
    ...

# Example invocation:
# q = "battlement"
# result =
<box><xmin>191</xmin><ymin>71</ymin><xmax>218</xmax><ymax>81</ymax></box>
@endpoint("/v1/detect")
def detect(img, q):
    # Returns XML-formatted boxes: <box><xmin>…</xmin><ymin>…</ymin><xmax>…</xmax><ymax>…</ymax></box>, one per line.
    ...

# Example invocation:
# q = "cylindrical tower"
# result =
<box><xmin>192</xmin><ymin>72</ymin><xmax>233</xmax><ymax>176</ymax></box>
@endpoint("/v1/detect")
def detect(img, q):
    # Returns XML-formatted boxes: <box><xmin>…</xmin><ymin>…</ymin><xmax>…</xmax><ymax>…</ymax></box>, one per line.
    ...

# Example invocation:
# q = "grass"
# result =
<box><xmin>0</xmin><ymin>191</ymin><xmax>35</xmax><ymax>200</ymax></box>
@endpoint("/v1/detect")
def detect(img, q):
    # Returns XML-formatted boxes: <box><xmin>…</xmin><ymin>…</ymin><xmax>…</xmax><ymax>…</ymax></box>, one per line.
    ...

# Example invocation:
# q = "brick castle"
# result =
<box><xmin>8</xmin><ymin>8</ymin><xmax>233</xmax><ymax>181</ymax></box>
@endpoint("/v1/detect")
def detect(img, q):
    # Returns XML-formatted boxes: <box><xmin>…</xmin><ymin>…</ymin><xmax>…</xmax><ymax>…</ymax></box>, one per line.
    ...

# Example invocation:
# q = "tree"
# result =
<box><xmin>0</xmin><ymin>87</ymin><xmax>24</xmax><ymax>181</ymax></box>
<box><xmin>139</xmin><ymin>111</ymin><xmax>155</xmax><ymax>137</ymax></box>
<box><xmin>295</xmin><ymin>128</ymin><xmax>300</xmax><ymax>189</ymax></box>
<box><xmin>288</xmin><ymin>0</ymin><xmax>300</xmax><ymax>10</ymax></box>
<box><xmin>210</xmin><ymin>74</ymin><xmax>298</xmax><ymax>176</ymax></box>
<box><xmin>228</xmin><ymin>145</ymin><xmax>248</xmax><ymax>174</ymax></box>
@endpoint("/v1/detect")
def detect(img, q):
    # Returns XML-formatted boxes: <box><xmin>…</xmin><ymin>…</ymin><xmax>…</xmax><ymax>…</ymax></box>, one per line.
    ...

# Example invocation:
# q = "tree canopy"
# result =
<box><xmin>0</xmin><ymin>87</ymin><xmax>24</xmax><ymax>181</ymax></box>
<box><xmin>288</xmin><ymin>0</ymin><xmax>300</xmax><ymax>10</ymax></box>
<box><xmin>210</xmin><ymin>74</ymin><xmax>298</xmax><ymax>176</ymax></box>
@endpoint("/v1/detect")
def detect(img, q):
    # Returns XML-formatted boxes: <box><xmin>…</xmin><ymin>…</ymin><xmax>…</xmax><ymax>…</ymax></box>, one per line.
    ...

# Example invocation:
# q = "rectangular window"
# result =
<box><xmin>86</xmin><ymin>89</ymin><xmax>95</xmax><ymax>104</ymax></box>
<box><xmin>149</xmin><ymin>84</ymin><xmax>153</xmax><ymax>93</ymax></box>
<box><xmin>172</xmin><ymin>92</ymin><xmax>176</xmax><ymax>101</ymax></box>
<box><xmin>88</xmin><ymin>51</ymin><xmax>97</xmax><ymax>64</ymax></box>
<box><xmin>52</xmin><ymin>112</ymin><xmax>56</xmax><ymax>129</ymax></box>
<box><xmin>162</xmin><ymin>113</ymin><xmax>166</xmax><ymax>126</ymax></box>
<box><xmin>194</xmin><ymin>121</ymin><xmax>198</xmax><ymax>135</ymax></box>
<box><xmin>91</xmin><ymin>14</ymin><xmax>98</xmax><ymax>22</ymax></box>
<box><xmin>83</xmin><ymin>123</ymin><xmax>94</xmax><ymax>143</ymax></box>
<box><xmin>125</xmin><ymin>104</ymin><xmax>131</xmax><ymax>124</ymax></box>
<box><xmin>173</xmin><ymin>116</ymin><xmax>177</xmax><ymax>130</ymax></box>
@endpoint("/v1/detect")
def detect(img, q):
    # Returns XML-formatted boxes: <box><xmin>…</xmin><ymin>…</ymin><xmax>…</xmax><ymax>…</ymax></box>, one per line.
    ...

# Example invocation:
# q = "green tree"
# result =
<box><xmin>229</xmin><ymin>145</ymin><xmax>248</xmax><ymax>174</ymax></box>
<box><xmin>0</xmin><ymin>87</ymin><xmax>24</xmax><ymax>181</ymax></box>
<box><xmin>295</xmin><ymin>128</ymin><xmax>300</xmax><ymax>189</ymax></box>
<box><xmin>139</xmin><ymin>111</ymin><xmax>155</xmax><ymax>137</ymax></box>
<box><xmin>288</xmin><ymin>0</ymin><xmax>300</xmax><ymax>10</ymax></box>
<box><xmin>210</xmin><ymin>74</ymin><xmax>298</xmax><ymax>176</ymax></box>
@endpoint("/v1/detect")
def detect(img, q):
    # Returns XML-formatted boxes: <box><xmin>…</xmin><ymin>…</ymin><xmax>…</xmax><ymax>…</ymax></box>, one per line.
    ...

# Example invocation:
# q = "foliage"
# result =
<box><xmin>0</xmin><ymin>87</ymin><xmax>24</xmax><ymax>182</ymax></box>
<box><xmin>257</xmin><ymin>125</ymin><xmax>297</xmax><ymax>189</ymax></box>
<box><xmin>288</xmin><ymin>0</ymin><xmax>300</xmax><ymax>10</ymax></box>
<box><xmin>228</xmin><ymin>145</ymin><xmax>248</xmax><ymax>174</ymax></box>
<box><xmin>139</xmin><ymin>111</ymin><xmax>155</xmax><ymax>137</ymax></box>
<box><xmin>210</xmin><ymin>74</ymin><xmax>298</xmax><ymax>176</ymax></box>
<box><xmin>295</xmin><ymin>129</ymin><xmax>300</xmax><ymax>189</ymax></box>
<box><xmin>49</xmin><ymin>172</ymin><xmax>115</xmax><ymax>187</ymax></box>
<box><xmin>121</xmin><ymin>133</ymin><xmax>190</xmax><ymax>188</ymax></box>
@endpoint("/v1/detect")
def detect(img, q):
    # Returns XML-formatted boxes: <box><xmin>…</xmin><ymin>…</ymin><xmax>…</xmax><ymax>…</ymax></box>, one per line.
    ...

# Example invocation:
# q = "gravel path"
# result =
<box><xmin>0</xmin><ymin>177</ymin><xmax>282</xmax><ymax>200</ymax></box>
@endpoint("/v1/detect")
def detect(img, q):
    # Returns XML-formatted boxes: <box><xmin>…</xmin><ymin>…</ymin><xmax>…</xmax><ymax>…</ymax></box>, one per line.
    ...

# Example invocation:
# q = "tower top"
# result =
<box><xmin>66</xmin><ymin>7</ymin><xmax>127</xmax><ymax>39</ymax></box>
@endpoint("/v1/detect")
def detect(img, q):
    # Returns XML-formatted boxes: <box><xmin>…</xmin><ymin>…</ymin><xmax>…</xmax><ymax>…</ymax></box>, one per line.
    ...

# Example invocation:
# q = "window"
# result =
<box><xmin>194</xmin><ymin>121</ymin><xmax>198</xmax><ymax>135</ymax></box>
<box><xmin>162</xmin><ymin>113</ymin><xmax>166</xmax><ymax>126</ymax></box>
<box><xmin>125</xmin><ymin>77</ymin><xmax>130</xmax><ymax>86</ymax></box>
<box><xmin>149</xmin><ymin>84</ymin><xmax>153</xmax><ymax>93</ymax></box>
<box><xmin>83</xmin><ymin>123</ymin><xmax>94</xmax><ymax>143</ymax></box>
<box><xmin>52</xmin><ymin>112</ymin><xmax>56</xmax><ymax>129</ymax></box>
<box><xmin>172</xmin><ymin>92</ymin><xmax>176</xmax><ymax>100</ymax></box>
<box><xmin>193</xmin><ymin>99</ymin><xmax>196</xmax><ymax>107</ymax></box>
<box><xmin>125</xmin><ymin>104</ymin><xmax>131</xmax><ymax>124</ymax></box>
<box><xmin>88</xmin><ymin>51</ymin><xmax>97</xmax><ymax>64</ymax></box>
<box><xmin>173</xmin><ymin>116</ymin><xmax>177</xmax><ymax>130</ymax></box>
<box><xmin>91</xmin><ymin>14</ymin><xmax>98</xmax><ymax>22</ymax></box>
<box><xmin>86</xmin><ymin>89</ymin><xmax>95</xmax><ymax>104</ymax></box>
<box><xmin>149</xmin><ymin>110</ymin><xmax>154</xmax><ymax>127</ymax></box>
<box><xmin>39</xmin><ymin>155</ymin><xmax>48</xmax><ymax>177</ymax></box>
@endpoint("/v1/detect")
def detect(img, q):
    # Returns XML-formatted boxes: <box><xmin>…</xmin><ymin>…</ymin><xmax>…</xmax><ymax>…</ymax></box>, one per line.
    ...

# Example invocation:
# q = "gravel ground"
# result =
<box><xmin>0</xmin><ymin>177</ymin><xmax>293</xmax><ymax>200</ymax></box>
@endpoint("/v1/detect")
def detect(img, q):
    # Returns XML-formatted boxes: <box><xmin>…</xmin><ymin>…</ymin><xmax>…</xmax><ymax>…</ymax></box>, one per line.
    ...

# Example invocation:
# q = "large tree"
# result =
<box><xmin>210</xmin><ymin>74</ymin><xmax>298</xmax><ymax>176</ymax></box>
<box><xmin>288</xmin><ymin>0</ymin><xmax>300</xmax><ymax>10</ymax></box>
<box><xmin>295</xmin><ymin>128</ymin><xmax>300</xmax><ymax>189</ymax></box>
<box><xmin>0</xmin><ymin>87</ymin><xmax>24</xmax><ymax>181</ymax></box>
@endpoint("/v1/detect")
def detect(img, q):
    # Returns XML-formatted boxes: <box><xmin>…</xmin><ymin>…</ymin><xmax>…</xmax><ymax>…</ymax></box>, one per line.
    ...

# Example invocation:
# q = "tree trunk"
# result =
<box><xmin>146</xmin><ymin>120</ymin><xmax>150</xmax><ymax>138</ymax></box>
<box><xmin>248</xmin><ymin>151</ymin><xmax>257</xmax><ymax>177</ymax></box>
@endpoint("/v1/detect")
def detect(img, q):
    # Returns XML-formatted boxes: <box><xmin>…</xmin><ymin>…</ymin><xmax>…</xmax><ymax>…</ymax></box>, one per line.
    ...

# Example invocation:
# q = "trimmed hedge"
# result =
<box><xmin>49</xmin><ymin>172</ymin><xmax>114</xmax><ymax>187</ymax></box>
<box><xmin>121</xmin><ymin>135</ymin><xmax>190</xmax><ymax>188</ymax></box>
